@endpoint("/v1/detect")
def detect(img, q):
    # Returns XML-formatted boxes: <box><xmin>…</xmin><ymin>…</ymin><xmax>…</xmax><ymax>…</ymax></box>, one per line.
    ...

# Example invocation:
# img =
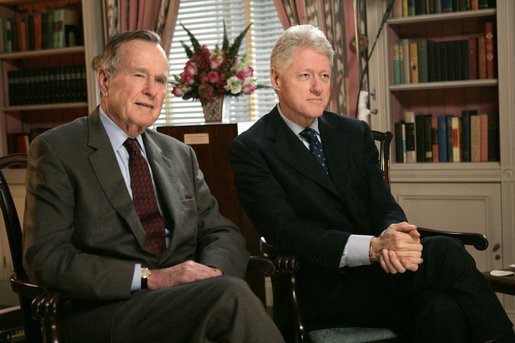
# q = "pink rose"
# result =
<box><xmin>236</xmin><ymin>66</ymin><xmax>253</xmax><ymax>80</ymax></box>
<box><xmin>172</xmin><ymin>86</ymin><xmax>183</xmax><ymax>97</ymax></box>
<box><xmin>199</xmin><ymin>72</ymin><xmax>209</xmax><ymax>84</ymax></box>
<box><xmin>207</xmin><ymin>71</ymin><xmax>220</xmax><ymax>83</ymax></box>
<box><xmin>181</xmin><ymin>73</ymin><xmax>195</xmax><ymax>85</ymax></box>
<box><xmin>210</xmin><ymin>55</ymin><xmax>223</xmax><ymax>69</ymax></box>
<box><xmin>184</xmin><ymin>60</ymin><xmax>197</xmax><ymax>76</ymax></box>
<box><xmin>242</xmin><ymin>83</ymin><xmax>255</xmax><ymax>95</ymax></box>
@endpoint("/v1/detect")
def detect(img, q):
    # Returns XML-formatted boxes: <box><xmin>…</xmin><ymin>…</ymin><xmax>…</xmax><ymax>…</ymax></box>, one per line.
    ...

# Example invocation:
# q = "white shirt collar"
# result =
<box><xmin>99</xmin><ymin>107</ymin><xmax>145</xmax><ymax>152</ymax></box>
<box><xmin>277</xmin><ymin>104</ymin><xmax>321</xmax><ymax>137</ymax></box>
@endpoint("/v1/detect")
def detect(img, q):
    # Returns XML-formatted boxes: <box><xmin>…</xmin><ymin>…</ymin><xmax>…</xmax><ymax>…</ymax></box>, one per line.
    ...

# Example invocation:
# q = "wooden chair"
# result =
<box><xmin>0</xmin><ymin>153</ymin><xmax>60</xmax><ymax>343</ymax></box>
<box><xmin>261</xmin><ymin>130</ymin><xmax>489</xmax><ymax>343</ymax></box>
<box><xmin>1</xmin><ymin>153</ymin><xmax>275</xmax><ymax>343</ymax></box>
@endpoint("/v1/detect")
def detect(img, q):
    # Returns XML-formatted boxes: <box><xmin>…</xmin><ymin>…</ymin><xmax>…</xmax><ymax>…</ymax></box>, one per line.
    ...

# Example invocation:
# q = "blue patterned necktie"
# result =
<box><xmin>124</xmin><ymin>138</ymin><xmax>166</xmax><ymax>255</ymax></box>
<box><xmin>300</xmin><ymin>128</ymin><xmax>329</xmax><ymax>174</ymax></box>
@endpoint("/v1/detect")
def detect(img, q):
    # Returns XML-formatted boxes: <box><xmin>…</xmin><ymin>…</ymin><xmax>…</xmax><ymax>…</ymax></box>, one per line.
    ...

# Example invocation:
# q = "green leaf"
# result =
<box><xmin>227</xmin><ymin>22</ymin><xmax>252</xmax><ymax>65</ymax></box>
<box><xmin>181</xmin><ymin>42</ymin><xmax>194</xmax><ymax>59</ymax></box>
<box><xmin>180</xmin><ymin>22</ymin><xmax>202</xmax><ymax>54</ymax></box>
<box><xmin>222</xmin><ymin>21</ymin><xmax>230</xmax><ymax>52</ymax></box>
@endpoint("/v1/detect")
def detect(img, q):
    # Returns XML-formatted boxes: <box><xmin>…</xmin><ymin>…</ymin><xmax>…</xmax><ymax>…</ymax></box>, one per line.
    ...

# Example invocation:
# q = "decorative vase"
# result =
<box><xmin>201</xmin><ymin>95</ymin><xmax>224</xmax><ymax>122</ymax></box>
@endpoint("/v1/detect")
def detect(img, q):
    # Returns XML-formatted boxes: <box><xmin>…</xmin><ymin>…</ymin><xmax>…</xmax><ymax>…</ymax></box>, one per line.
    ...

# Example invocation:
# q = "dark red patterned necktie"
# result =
<box><xmin>124</xmin><ymin>138</ymin><xmax>166</xmax><ymax>255</ymax></box>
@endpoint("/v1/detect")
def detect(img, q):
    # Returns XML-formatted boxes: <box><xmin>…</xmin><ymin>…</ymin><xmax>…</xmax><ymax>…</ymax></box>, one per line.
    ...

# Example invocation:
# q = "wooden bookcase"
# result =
<box><xmin>0</xmin><ymin>0</ymin><xmax>103</xmax><ymax>155</ymax></box>
<box><xmin>367</xmin><ymin>0</ymin><xmax>515</xmax><ymax>323</ymax></box>
<box><xmin>0</xmin><ymin>0</ymin><xmax>103</xmax><ymax>304</ymax></box>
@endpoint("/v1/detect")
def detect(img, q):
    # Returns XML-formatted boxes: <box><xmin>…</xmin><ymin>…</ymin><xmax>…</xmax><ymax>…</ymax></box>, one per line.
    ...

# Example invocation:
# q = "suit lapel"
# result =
<box><xmin>319</xmin><ymin>115</ymin><xmax>353</xmax><ymax>192</ymax></box>
<box><xmin>87</xmin><ymin>110</ymin><xmax>147</xmax><ymax>250</ymax></box>
<box><xmin>267</xmin><ymin>109</ymin><xmax>339</xmax><ymax>197</ymax></box>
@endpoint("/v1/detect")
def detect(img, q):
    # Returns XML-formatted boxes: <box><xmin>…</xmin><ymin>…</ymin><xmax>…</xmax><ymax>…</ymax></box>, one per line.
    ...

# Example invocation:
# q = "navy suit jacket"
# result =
<box><xmin>229</xmin><ymin>106</ymin><xmax>406</xmax><ymax>272</ymax></box>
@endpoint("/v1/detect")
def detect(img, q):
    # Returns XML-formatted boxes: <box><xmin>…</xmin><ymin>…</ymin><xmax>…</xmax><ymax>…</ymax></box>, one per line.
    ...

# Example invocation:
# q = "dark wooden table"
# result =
<box><xmin>483</xmin><ymin>267</ymin><xmax>515</xmax><ymax>296</ymax></box>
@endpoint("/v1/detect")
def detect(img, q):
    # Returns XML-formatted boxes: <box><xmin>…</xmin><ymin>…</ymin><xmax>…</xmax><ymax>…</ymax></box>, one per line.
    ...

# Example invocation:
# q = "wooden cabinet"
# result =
<box><xmin>367</xmin><ymin>0</ymin><xmax>515</xmax><ymax>323</ymax></box>
<box><xmin>0</xmin><ymin>0</ymin><xmax>103</xmax><ymax>155</ymax></box>
<box><xmin>157</xmin><ymin>123</ymin><xmax>266</xmax><ymax>301</ymax></box>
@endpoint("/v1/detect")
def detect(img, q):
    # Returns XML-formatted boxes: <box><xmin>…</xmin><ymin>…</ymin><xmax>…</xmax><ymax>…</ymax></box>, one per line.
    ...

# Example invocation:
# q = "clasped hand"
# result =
<box><xmin>369</xmin><ymin>222</ymin><xmax>423</xmax><ymax>274</ymax></box>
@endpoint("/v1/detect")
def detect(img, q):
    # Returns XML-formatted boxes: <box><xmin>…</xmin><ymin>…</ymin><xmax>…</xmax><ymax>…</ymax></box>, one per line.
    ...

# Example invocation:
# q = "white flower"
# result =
<box><xmin>225</xmin><ymin>76</ymin><xmax>243</xmax><ymax>94</ymax></box>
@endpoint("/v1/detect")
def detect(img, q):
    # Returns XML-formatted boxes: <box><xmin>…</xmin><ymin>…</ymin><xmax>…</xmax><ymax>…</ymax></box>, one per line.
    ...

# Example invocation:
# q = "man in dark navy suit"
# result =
<box><xmin>229</xmin><ymin>24</ymin><xmax>514</xmax><ymax>342</ymax></box>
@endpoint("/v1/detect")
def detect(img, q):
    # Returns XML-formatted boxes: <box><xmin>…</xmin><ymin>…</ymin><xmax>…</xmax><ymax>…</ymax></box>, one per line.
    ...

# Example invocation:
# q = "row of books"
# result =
<box><xmin>394</xmin><ymin>110</ymin><xmax>499</xmax><ymax>163</ymax></box>
<box><xmin>392</xmin><ymin>22</ymin><xmax>495</xmax><ymax>84</ymax></box>
<box><xmin>7</xmin><ymin>65</ymin><xmax>87</xmax><ymax>106</ymax></box>
<box><xmin>0</xmin><ymin>8</ymin><xmax>82</xmax><ymax>54</ymax></box>
<box><xmin>392</xmin><ymin>0</ymin><xmax>496</xmax><ymax>18</ymax></box>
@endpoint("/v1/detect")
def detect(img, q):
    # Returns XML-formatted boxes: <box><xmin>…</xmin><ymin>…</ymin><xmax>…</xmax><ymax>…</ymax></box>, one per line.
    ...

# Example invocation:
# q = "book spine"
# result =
<box><xmin>452</xmin><ymin>116</ymin><xmax>461</xmax><ymax>162</ymax></box>
<box><xmin>480</xmin><ymin>113</ymin><xmax>488</xmax><ymax>161</ymax></box>
<box><xmin>446</xmin><ymin>115</ymin><xmax>454</xmax><ymax>161</ymax></box>
<box><xmin>402</xmin><ymin>38</ymin><xmax>411</xmax><ymax>83</ymax></box>
<box><xmin>424</xmin><ymin>114</ymin><xmax>433</xmax><ymax>162</ymax></box>
<box><xmin>485</xmin><ymin>21</ymin><xmax>495</xmax><ymax>79</ymax></box>
<box><xmin>432</xmin><ymin>116</ymin><xmax>439</xmax><ymax>162</ymax></box>
<box><xmin>415</xmin><ymin>0</ymin><xmax>427</xmax><ymax>14</ymax></box>
<box><xmin>417</xmin><ymin>39</ymin><xmax>428</xmax><ymax>83</ymax></box>
<box><xmin>437</xmin><ymin>114</ymin><xmax>448</xmax><ymax>162</ymax></box>
<box><xmin>393</xmin><ymin>41</ymin><xmax>403</xmax><ymax>84</ymax></box>
<box><xmin>468</xmin><ymin>36</ymin><xmax>478</xmax><ymax>79</ymax></box>
<box><xmin>409</xmin><ymin>40</ymin><xmax>419</xmax><ymax>83</ymax></box>
<box><xmin>470</xmin><ymin>113</ymin><xmax>481</xmax><ymax>162</ymax></box>
<box><xmin>478</xmin><ymin>35</ymin><xmax>487</xmax><ymax>79</ymax></box>
<box><xmin>460</xmin><ymin>110</ymin><xmax>476</xmax><ymax>162</ymax></box>
<box><xmin>404</xmin><ymin>111</ymin><xmax>417</xmax><ymax>163</ymax></box>
<box><xmin>415</xmin><ymin>113</ymin><xmax>426</xmax><ymax>162</ymax></box>
<box><xmin>395</xmin><ymin>121</ymin><xmax>405</xmax><ymax>163</ymax></box>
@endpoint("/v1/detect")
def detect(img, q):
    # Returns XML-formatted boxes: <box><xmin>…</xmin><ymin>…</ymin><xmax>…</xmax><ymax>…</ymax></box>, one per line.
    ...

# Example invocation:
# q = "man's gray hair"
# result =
<box><xmin>271</xmin><ymin>25</ymin><xmax>334</xmax><ymax>71</ymax></box>
<box><xmin>100</xmin><ymin>30</ymin><xmax>162</xmax><ymax>75</ymax></box>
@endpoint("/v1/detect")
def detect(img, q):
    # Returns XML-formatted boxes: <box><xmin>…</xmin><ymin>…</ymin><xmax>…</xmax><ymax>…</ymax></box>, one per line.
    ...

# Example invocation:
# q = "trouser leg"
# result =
<box><xmin>60</xmin><ymin>276</ymin><xmax>284</xmax><ymax>343</ymax></box>
<box><xmin>415</xmin><ymin>236</ymin><xmax>513</xmax><ymax>342</ymax></box>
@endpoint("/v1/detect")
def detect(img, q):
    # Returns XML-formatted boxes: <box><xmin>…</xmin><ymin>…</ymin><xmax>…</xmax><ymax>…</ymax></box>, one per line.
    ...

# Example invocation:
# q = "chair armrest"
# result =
<box><xmin>11</xmin><ymin>272</ymin><xmax>61</xmax><ymax>343</ymax></box>
<box><xmin>260</xmin><ymin>237</ymin><xmax>300</xmax><ymax>274</ymax></box>
<box><xmin>248</xmin><ymin>255</ymin><xmax>276</xmax><ymax>277</ymax></box>
<box><xmin>418</xmin><ymin>227</ymin><xmax>489</xmax><ymax>251</ymax></box>
<box><xmin>10</xmin><ymin>273</ymin><xmax>44</xmax><ymax>299</ymax></box>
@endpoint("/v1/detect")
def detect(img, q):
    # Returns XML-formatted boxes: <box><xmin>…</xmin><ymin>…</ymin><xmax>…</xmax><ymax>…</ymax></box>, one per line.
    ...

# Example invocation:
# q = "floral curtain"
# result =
<box><xmin>273</xmin><ymin>0</ymin><xmax>359</xmax><ymax>117</ymax></box>
<box><xmin>102</xmin><ymin>0</ymin><xmax>180</xmax><ymax>55</ymax></box>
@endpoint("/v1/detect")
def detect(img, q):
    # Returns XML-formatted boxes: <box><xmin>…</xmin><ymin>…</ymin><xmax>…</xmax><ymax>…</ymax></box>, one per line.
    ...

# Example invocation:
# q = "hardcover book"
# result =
<box><xmin>404</xmin><ymin>111</ymin><xmax>417</xmax><ymax>163</ymax></box>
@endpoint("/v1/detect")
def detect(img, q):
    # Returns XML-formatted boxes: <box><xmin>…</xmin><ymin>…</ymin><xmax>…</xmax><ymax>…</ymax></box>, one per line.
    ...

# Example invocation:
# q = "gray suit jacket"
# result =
<box><xmin>23</xmin><ymin>108</ymin><xmax>248</xmax><ymax>300</ymax></box>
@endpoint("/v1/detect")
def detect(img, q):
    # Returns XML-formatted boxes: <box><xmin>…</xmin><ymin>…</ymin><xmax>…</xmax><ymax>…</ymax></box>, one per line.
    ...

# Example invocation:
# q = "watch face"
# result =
<box><xmin>142</xmin><ymin>268</ymin><xmax>151</xmax><ymax>278</ymax></box>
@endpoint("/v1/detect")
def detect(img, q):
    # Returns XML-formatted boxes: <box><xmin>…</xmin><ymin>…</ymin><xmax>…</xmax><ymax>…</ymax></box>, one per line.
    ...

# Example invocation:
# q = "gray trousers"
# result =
<box><xmin>59</xmin><ymin>276</ymin><xmax>284</xmax><ymax>343</ymax></box>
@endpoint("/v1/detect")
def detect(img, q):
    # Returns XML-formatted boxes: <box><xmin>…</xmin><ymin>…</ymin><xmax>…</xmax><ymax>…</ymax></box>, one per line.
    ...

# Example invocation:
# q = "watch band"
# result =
<box><xmin>141</xmin><ymin>267</ymin><xmax>151</xmax><ymax>289</ymax></box>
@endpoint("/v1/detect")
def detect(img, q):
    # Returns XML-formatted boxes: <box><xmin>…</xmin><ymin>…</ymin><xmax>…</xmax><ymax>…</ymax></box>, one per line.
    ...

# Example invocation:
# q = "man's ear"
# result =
<box><xmin>270</xmin><ymin>67</ymin><xmax>280</xmax><ymax>92</ymax></box>
<box><xmin>98</xmin><ymin>69</ymin><xmax>109</xmax><ymax>97</ymax></box>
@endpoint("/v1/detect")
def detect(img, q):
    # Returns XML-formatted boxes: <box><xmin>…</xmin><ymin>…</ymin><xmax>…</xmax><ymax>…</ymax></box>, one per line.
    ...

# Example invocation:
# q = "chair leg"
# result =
<box><xmin>20</xmin><ymin>296</ymin><xmax>43</xmax><ymax>343</ymax></box>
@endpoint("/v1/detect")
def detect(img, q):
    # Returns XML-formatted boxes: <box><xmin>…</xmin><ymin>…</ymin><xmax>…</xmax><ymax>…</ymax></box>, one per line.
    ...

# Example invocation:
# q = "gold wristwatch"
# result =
<box><xmin>141</xmin><ymin>267</ymin><xmax>151</xmax><ymax>289</ymax></box>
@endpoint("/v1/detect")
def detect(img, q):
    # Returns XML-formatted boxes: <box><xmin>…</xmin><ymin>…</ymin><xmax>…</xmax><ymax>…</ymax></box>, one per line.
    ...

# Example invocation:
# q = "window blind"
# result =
<box><xmin>156</xmin><ymin>0</ymin><xmax>283</xmax><ymax>127</ymax></box>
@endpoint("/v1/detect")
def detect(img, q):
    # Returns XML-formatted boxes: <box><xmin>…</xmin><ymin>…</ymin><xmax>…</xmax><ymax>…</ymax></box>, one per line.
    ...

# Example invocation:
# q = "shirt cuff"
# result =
<box><xmin>131</xmin><ymin>264</ymin><xmax>141</xmax><ymax>291</ymax></box>
<box><xmin>340</xmin><ymin>235</ymin><xmax>374</xmax><ymax>267</ymax></box>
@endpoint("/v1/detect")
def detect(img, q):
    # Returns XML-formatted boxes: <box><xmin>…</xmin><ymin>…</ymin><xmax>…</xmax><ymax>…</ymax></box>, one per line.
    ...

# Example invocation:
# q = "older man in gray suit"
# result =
<box><xmin>23</xmin><ymin>30</ymin><xmax>283</xmax><ymax>343</ymax></box>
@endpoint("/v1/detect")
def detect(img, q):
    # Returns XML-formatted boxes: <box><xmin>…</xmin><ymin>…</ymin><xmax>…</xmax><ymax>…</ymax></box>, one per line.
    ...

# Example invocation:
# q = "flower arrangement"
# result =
<box><xmin>171</xmin><ymin>22</ymin><xmax>258</xmax><ymax>103</ymax></box>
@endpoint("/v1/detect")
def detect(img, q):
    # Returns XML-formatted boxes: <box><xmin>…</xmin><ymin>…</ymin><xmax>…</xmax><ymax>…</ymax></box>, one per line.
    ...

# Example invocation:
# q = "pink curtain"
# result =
<box><xmin>273</xmin><ymin>0</ymin><xmax>359</xmax><ymax>117</ymax></box>
<box><xmin>102</xmin><ymin>0</ymin><xmax>180</xmax><ymax>55</ymax></box>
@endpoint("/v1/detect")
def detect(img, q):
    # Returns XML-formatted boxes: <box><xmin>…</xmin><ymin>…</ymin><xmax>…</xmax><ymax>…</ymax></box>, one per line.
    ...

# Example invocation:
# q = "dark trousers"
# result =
<box><xmin>298</xmin><ymin>236</ymin><xmax>513</xmax><ymax>342</ymax></box>
<box><xmin>59</xmin><ymin>276</ymin><xmax>284</xmax><ymax>343</ymax></box>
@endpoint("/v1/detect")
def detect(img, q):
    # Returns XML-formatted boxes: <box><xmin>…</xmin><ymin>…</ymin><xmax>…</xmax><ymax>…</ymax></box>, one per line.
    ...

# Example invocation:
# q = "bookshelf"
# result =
<box><xmin>0</xmin><ymin>0</ymin><xmax>103</xmax><ymax>155</ymax></box>
<box><xmin>367</xmin><ymin>0</ymin><xmax>515</xmax><ymax>323</ymax></box>
<box><xmin>0</xmin><ymin>0</ymin><xmax>103</xmax><ymax>305</ymax></box>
